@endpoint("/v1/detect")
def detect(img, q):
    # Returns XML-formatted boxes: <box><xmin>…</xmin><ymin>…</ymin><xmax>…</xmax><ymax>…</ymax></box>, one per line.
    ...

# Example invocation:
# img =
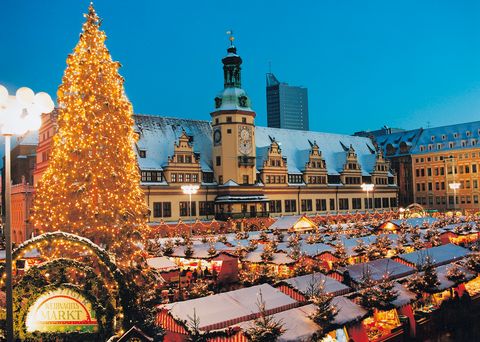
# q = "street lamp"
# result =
<box><xmin>0</xmin><ymin>84</ymin><xmax>54</xmax><ymax>341</ymax></box>
<box><xmin>181</xmin><ymin>184</ymin><xmax>199</xmax><ymax>221</ymax></box>
<box><xmin>361</xmin><ymin>183</ymin><xmax>375</xmax><ymax>212</ymax></box>
<box><xmin>449</xmin><ymin>182</ymin><xmax>461</xmax><ymax>212</ymax></box>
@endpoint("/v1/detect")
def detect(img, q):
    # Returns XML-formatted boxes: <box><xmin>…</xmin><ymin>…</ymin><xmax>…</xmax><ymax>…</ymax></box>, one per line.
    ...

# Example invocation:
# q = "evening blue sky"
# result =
<box><xmin>1</xmin><ymin>0</ymin><xmax>480</xmax><ymax>134</ymax></box>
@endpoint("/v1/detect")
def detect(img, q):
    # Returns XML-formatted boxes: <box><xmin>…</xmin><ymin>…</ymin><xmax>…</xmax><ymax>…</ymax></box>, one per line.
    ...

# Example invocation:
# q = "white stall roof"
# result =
<box><xmin>280</xmin><ymin>273</ymin><xmax>350</xmax><ymax>297</ymax></box>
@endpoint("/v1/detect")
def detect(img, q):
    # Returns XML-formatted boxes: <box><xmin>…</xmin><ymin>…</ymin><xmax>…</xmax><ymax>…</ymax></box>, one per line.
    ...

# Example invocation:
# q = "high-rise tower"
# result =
<box><xmin>266</xmin><ymin>73</ymin><xmax>309</xmax><ymax>131</ymax></box>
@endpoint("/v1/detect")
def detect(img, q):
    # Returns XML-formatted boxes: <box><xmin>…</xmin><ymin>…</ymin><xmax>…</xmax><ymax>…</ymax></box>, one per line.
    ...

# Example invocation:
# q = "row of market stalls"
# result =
<box><xmin>156</xmin><ymin>241</ymin><xmax>480</xmax><ymax>341</ymax></box>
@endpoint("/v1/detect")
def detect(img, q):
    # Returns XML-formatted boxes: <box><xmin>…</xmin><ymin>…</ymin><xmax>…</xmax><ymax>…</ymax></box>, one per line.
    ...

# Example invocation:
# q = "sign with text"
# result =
<box><xmin>26</xmin><ymin>287</ymin><xmax>98</xmax><ymax>333</ymax></box>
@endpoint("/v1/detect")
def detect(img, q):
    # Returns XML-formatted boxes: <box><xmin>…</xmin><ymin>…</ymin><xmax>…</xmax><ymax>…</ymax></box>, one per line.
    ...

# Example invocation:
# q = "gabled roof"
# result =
<box><xmin>133</xmin><ymin>114</ymin><xmax>382</xmax><ymax>177</ymax></box>
<box><xmin>396</xmin><ymin>243</ymin><xmax>470</xmax><ymax>267</ymax></box>
<box><xmin>268</xmin><ymin>215</ymin><xmax>317</xmax><ymax>231</ymax></box>
<box><xmin>279</xmin><ymin>273</ymin><xmax>350</xmax><ymax>296</ymax></box>
<box><xmin>345</xmin><ymin>258</ymin><xmax>415</xmax><ymax>283</ymax></box>
<box><xmin>161</xmin><ymin>283</ymin><xmax>297</xmax><ymax>331</ymax></box>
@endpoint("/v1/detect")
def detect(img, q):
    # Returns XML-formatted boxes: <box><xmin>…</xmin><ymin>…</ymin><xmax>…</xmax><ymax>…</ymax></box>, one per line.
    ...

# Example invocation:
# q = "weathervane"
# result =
<box><xmin>226</xmin><ymin>30</ymin><xmax>235</xmax><ymax>46</ymax></box>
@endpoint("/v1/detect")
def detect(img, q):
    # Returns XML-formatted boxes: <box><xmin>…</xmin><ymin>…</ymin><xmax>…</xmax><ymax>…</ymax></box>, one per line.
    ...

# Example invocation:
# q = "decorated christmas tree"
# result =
<box><xmin>308</xmin><ymin>279</ymin><xmax>338</xmax><ymax>334</ymax></box>
<box><xmin>446</xmin><ymin>264</ymin><xmax>467</xmax><ymax>285</ymax></box>
<box><xmin>245</xmin><ymin>290</ymin><xmax>285</xmax><ymax>342</ymax></box>
<box><xmin>333</xmin><ymin>242</ymin><xmax>348</xmax><ymax>267</ymax></box>
<box><xmin>32</xmin><ymin>4</ymin><xmax>148</xmax><ymax>267</ymax></box>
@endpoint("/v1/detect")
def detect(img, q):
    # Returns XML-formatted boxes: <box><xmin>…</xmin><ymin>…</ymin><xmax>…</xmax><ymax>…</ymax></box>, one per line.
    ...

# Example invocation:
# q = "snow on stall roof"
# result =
<box><xmin>391</xmin><ymin>282</ymin><xmax>416</xmax><ymax>308</ymax></box>
<box><xmin>276</xmin><ymin>242</ymin><xmax>334</xmax><ymax>257</ymax></box>
<box><xmin>345</xmin><ymin>258</ymin><xmax>415</xmax><ymax>283</ymax></box>
<box><xmin>389</xmin><ymin>217</ymin><xmax>438</xmax><ymax>228</ymax></box>
<box><xmin>396</xmin><ymin>244</ymin><xmax>470</xmax><ymax>267</ymax></box>
<box><xmin>268</xmin><ymin>215</ymin><xmax>317</xmax><ymax>231</ymax></box>
<box><xmin>146</xmin><ymin>257</ymin><xmax>179</xmax><ymax>272</ymax></box>
<box><xmin>170</xmin><ymin>242</ymin><xmax>233</xmax><ymax>259</ymax></box>
<box><xmin>280</xmin><ymin>273</ymin><xmax>350</xmax><ymax>296</ymax></box>
<box><xmin>162</xmin><ymin>283</ymin><xmax>297</xmax><ymax>331</ymax></box>
<box><xmin>243</xmin><ymin>251</ymin><xmax>295</xmax><ymax>265</ymax></box>
<box><xmin>0</xmin><ymin>248</ymin><xmax>40</xmax><ymax>260</ymax></box>
<box><xmin>238</xmin><ymin>296</ymin><xmax>366</xmax><ymax>341</ymax></box>
<box><xmin>435</xmin><ymin>264</ymin><xmax>476</xmax><ymax>291</ymax></box>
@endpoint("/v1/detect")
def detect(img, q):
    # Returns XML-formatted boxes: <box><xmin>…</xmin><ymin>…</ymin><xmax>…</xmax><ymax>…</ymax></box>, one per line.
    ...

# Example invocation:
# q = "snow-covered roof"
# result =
<box><xmin>134</xmin><ymin>115</ymin><xmax>213</xmax><ymax>172</ymax></box>
<box><xmin>0</xmin><ymin>248</ymin><xmax>40</xmax><ymax>260</ymax></box>
<box><xmin>434</xmin><ymin>264</ymin><xmax>476</xmax><ymax>291</ymax></box>
<box><xmin>391</xmin><ymin>282</ymin><xmax>416</xmax><ymax>308</ymax></box>
<box><xmin>161</xmin><ymin>283</ymin><xmax>298</xmax><ymax>331</ymax></box>
<box><xmin>276</xmin><ymin>242</ymin><xmax>334</xmax><ymax>257</ymax></box>
<box><xmin>389</xmin><ymin>217</ymin><xmax>438</xmax><ymax>228</ymax></box>
<box><xmin>170</xmin><ymin>242</ymin><xmax>233</xmax><ymax>259</ymax></box>
<box><xmin>132</xmin><ymin>114</ymin><xmax>386</xmax><ymax>178</ymax></box>
<box><xmin>269</xmin><ymin>215</ymin><xmax>317</xmax><ymax>231</ymax></box>
<box><xmin>345</xmin><ymin>258</ymin><xmax>415</xmax><ymax>284</ymax></box>
<box><xmin>255</xmin><ymin>126</ymin><xmax>378</xmax><ymax>175</ymax></box>
<box><xmin>243</xmin><ymin>251</ymin><xmax>295</xmax><ymax>265</ymax></box>
<box><xmin>376</xmin><ymin>121</ymin><xmax>480</xmax><ymax>156</ymax></box>
<box><xmin>146</xmin><ymin>257</ymin><xmax>179</xmax><ymax>272</ymax></box>
<box><xmin>237</xmin><ymin>296</ymin><xmax>366</xmax><ymax>341</ymax></box>
<box><xmin>396</xmin><ymin>244</ymin><xmax>470</xmax><ymax>267</ymax></box>
<box><xmin>280</xmin><ymin>273</ymin><xmax>350</xmax><ymax>297</ymax></box>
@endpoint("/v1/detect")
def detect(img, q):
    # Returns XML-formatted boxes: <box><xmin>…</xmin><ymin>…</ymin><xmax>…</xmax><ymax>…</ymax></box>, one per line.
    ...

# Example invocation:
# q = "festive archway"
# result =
<box><xmin>2</xmin><ymin>231</ymin><xmax>135</xmax><ymax>339</ymax></box>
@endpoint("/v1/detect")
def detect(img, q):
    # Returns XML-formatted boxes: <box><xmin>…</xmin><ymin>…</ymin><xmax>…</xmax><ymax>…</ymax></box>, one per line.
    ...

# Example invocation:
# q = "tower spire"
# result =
<box><xmin>222</xmin><ymin>32</ymin><xmax>242</xmax><ymax>88</ymax></box>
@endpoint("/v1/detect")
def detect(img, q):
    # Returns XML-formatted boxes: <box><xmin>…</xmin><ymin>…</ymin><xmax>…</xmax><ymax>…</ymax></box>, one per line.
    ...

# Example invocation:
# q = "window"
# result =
<box><xmin>141</xmin><ymin>171</ymin><xmax>163</xmax><ymax>182</ymax></box>
<box><xmin>427</xmin><ymin>168</ymin><xmax>432</xmax><ymax>177</ymax></box>
<box><xmin>152</xmin><ymin>202</ymin><xmax>171</xmax><ymax>218</ymax></box>
<box><xmin>218</xmin><ymin>175</ymin><xmax>223</xmax><ymax>184</ymax></box>
<box><xmin>216</xmin><ymin>156</ymin><xmax>221</xmax><ymax>166</ymax></box>
<box><xmin>339</xmin><ymin>198</ymin><xmax>349</xmax><ymax>210</ymax></box>
<box><xmin>390</xmin><ymin>197</ymin><xmax>397</xmax><ymax>207</ymax></box>
<box><xmin>226</xmin><ymin>116</ymin><xmax>232</xmax><ymax>123</ymax></box>
<box><xmin>202</xmin><ymin>172</ymin><xmax>214</xmax><ymax>183</ymax></box>
<box><xmin>316</xmin><ymin>199</ymin><xmax>327</xmax><ymax>211</ymax></box>
<box><xmin>185</xmin><ymin>156</ymin><xmax>192</xmax><ymax>163</ymax></box>
<box><xmin>329</xmin><ymin>198</ymin><xmax>335</xmax><ymax>211</ymax></box>
<box><xmin>352</xmin><ymin>198</ymin><xmax>362</xmax><ymax>209</ymax></box>
<box><xmin>171</xmin><ymin>173</ymin><xmax>177</xmax><ymax>182</ymax></box>
<box><xmin>301</xmin><ymin>199</ymin><xmax>312</xmax><ymax>212</ymax></box>
<box><xmin>382</xmin><ymin>198</ymin><xmax>389</xmax><ymax>208</ymax></box>
<box><xmin>180</xmin><ymin>201</ymin><xmax>196</xmax><ymax>216</ymax></box>
<box><xmin>199</xmin><ymin>201</ymin><xmax>215</xmax><ymax>216</ymax></box>
<box><xmin>139</xmin><ymin>150</ymin><xmax>146</xmax><ymax>158</ymax></box>
<box><xmin>192</xmin><ymin>174</ymin><xmax>198</xmax><ymax>183</ymax></box>
<box><xmin>227</xmin><ymin>129</ymin><xmax>232</xmax><ymax>134</ymax></box>
<box><xmin>270</xmin><ymin>200</ymin><xmax>282</xmax><ymax>213</ymax></box>
<box><xmin>374</xmin><ymin>198</ymin><xmax>382</xmax><ymax>208</ymax></box>
<box><xmin>288</xmin><ymin>174</ymin><xmax>303</xmax><ymax>183</ymax></box>
<box><xmin>242</xmin><ymin>117</ymin><xmax>247</xmax><ymax>123</ymax></box>
<box><xmin>177</xmin><ymin>155</ymin><xmax>184</xmax><ymax>163</ymax></box>
<box><xmin>185</xmin><ymin>174</ymin><xmax>191</xmax><ymax>182</ymax></box>
<box><xmin>473</xmin><ymin>164</ymin><xmax>477</xmax><ymax>173</ymax></box>
<box><xmin>285</xmin><ymin>199</ymin><xmax>297</xmax><ymax>213</ymax></box>
<box><xmin>178</xmin><ymin>173</ymin><xmax>184</xmax><ymax>182</ymax></box>
<box><xmin>243</xmin><ymin>175</ymin><xmax>249</xmax><ymax>185</ymax></box>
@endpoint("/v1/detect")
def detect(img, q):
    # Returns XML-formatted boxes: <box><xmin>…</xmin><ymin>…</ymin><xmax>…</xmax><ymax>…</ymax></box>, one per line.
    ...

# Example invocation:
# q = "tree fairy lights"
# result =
<box><xmin>31</xmin><ymin>4</ymin><xmax>149</xmax><ymax>267</ymax></box>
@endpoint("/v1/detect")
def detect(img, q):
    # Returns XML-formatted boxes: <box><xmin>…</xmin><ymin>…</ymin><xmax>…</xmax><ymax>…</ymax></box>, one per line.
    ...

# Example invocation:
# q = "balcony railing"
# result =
<box><xmin>215</xmin><ymin>211</ymin><xmax>269</xmax><ymax>221</ymax></box>
<box><xmin>238</xmin><ymin>156</ymin><xmax>255</xmax><ymax>167</ymax></box>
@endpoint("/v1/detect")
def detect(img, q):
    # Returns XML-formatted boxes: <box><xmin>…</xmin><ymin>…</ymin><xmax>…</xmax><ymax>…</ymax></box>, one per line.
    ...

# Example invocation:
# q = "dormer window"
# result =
<box><xmin>431</xmin><ymin>136</ymin><xmax>435</xmax><ymax>142</ymax></box>
<box><xmin>226</xmin><ymin>116</ymin><xmax>232</xmax><ymax>123</ymax></box>
<box><xmin>453</xmin><ymin>133</ymin><xmax>459</xmax><ymax>138</ymax></box>
<box><xmin>466</xmin><ymin>131</ymin><xmax>471</xmax><ymax>137</ymax></box>
<box><xmin>139</xmin><ymin>150</ymin><xmax>146</xmax><ymax>158</ymax></box>
<box><xmin>419</xmin><ymin>145</ymin><xmax>425</xmax><ymax>152</ymax></box>
<box><xmin>442</xmin><ymin>135</ymin><xmax>447</xmax><ymax>140</ymax></box>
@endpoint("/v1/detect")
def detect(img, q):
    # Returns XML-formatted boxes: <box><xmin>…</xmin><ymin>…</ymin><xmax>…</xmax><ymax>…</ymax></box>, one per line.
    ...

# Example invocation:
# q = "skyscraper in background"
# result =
<box><xmin>266</xmin><ymin>73</ymin><xmax>309</xmax><ymax>131</ymax></box>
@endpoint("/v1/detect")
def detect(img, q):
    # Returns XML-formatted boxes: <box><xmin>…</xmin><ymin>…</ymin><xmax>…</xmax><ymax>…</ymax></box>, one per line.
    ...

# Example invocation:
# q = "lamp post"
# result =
<box><xmin>0</xmin><ymin>84</ymin><xmax>54</xmax><ymax>341</ymax></box>
<box><xmin>181</xmin><ymin>184</ymin><xmax>199</xmax><ymax>221</ymax></box>
<box><xmin>449</xmin><ymin>182</ymin><xmax>461</xmax><ymax>212</ymax></box>
<box><xmin>361</xmin><ymin>183</ymin><xmax>375</xmax><ymax>212</ymax></box>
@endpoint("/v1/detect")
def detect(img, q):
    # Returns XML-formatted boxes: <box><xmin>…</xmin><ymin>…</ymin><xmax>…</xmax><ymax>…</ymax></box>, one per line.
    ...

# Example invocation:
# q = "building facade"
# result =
<box><xmin>266</xmin><ymin>73</ymin><xmax>309</xmax><ymax>131</ymax></box>
<box><xmin>376</xmin><ymin>122</ymin><xmax>480</xmax><ymax>212</ymax></box>
<box><xmin>1</xmin><ymin>132</ymin><xmax>38</xmax><ymax>244</ymax></box>
<box><xmin>22</xmin><ymin>43</ymin><xmax>399</xmax><ymax>235</ymax></box>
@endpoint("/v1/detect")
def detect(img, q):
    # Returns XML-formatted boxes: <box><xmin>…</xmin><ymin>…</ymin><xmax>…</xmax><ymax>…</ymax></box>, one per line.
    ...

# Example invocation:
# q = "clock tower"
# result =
<box><xmin>211</xmin><ymin>43</ymin><xmax>257</xmax><ymax>186</ymax></box>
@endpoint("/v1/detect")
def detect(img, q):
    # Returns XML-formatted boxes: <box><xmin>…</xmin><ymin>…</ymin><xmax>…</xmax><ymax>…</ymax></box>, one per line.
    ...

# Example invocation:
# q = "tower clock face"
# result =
<box><xmin>238</xmin><ymin>126</ymin><xmax>252</xmax><ymax>155</ymax></box>
<box><xmin>213</xmin><ymin>128</ymin><xmax>222</xmax><ymax>145</ymax></box>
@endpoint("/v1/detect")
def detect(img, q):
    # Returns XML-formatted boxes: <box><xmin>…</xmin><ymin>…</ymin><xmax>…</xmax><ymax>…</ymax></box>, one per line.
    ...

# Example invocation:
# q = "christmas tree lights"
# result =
<box><xmin>31</xmin><ymin>4</ymin><xmax>149</xmax><ymax>267</ymax></box>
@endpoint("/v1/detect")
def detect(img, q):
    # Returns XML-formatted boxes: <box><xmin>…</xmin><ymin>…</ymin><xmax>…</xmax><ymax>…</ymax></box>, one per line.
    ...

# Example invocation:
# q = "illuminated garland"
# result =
<box><xmin>14</xmin><ymin>263</ymin><xmax>113</xmax><ymax>340</ymax></box>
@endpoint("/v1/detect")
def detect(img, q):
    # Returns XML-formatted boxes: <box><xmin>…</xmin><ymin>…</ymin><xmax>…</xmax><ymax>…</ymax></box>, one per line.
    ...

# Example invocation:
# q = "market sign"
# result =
<box><xmin>26</xmin><ymin>287</ymin><xmax>98</xmax><ymax>333</ymax></box>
